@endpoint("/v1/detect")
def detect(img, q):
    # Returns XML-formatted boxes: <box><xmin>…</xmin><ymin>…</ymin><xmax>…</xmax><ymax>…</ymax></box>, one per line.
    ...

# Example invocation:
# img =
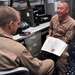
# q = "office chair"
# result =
<box><xmin>0</xmin><ymin>67</ymin><xmax>30</xmax><ymax>75</ymax></box>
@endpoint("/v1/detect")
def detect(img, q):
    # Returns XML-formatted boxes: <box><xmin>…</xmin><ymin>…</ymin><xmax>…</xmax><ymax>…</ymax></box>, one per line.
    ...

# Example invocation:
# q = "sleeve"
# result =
<box><xmin>61</xmin><ymin>25</ymin><xmax>75</xmax><ymax>44</ymax></box>
<box><xmin>16</xmin><ymin>47</ymin><xmax>41</xmax><ymax>74</ymax></box>
<box><xmin>48</xmin><ymin>19</ymin><xmax>53</xmax><ymax>36</ymax></box>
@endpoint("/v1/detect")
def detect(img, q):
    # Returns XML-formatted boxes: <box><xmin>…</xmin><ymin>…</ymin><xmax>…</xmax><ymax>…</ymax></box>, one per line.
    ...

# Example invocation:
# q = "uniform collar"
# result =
<box><xmin>57</xmin><ymin>15</ymin><xmax>70</xmax><ymax>24</ymax></box>
<box><xmin>62</xmin><ymin>15</ymin><xmax>70</xmax><ymax>23</ymax></box>
<box><xmin>0</xmin><ymin>30</ymin><xmax>13</xmax><ymax>40</ymax></box>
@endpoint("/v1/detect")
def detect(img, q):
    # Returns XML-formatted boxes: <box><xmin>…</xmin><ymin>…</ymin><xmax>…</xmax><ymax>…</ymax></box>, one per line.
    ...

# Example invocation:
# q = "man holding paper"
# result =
<box><xmin>38</xmin><ymin>1</ymin><xmax>75</xmax><ymax>75</ymax></box>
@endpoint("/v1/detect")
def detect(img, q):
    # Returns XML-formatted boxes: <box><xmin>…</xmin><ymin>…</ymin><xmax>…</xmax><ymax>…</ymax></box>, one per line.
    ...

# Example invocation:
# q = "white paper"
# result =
<box><xmin>26</xmin><ymin>12</ymin><xmax>30</xmax><ymax>17</ymax></box>
<box><xmin>54</xmin><ymin>1</ymin><xmax>61</xmax><ymax>12</ymax></box>
<box><xmin>48</xmin><ymin>0</ymin><xmax>54</xmax><ymax>3</ymax></box>
<box><xmin>12</xmin><ymin>34</ymin><xmax>23</xmax><ymax>40</ymax></box>
<box><xmin>41</xmin><ymin>37</ymin><xmax>68</xmax><ymax>56</ymax></box>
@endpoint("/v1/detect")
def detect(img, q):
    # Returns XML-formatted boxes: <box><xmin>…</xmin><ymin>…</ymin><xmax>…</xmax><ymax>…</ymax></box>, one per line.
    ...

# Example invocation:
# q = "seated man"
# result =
<box><xmin>0</xmin><ymin>6</ymin><xmax>54</xmax><ymax>75</ymax></box>
<box><xmin>37</xmin><ymin>1</ymin><xmax>75</xmax><ymax>75</ymax></box>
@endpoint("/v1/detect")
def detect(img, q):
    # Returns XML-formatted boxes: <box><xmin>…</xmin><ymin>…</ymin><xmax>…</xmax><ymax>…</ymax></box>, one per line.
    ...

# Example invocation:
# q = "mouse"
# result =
<box><xmin>19</xmin><ymin>32</ymin><xmax>31</xmax><ymax>36</ymax></box>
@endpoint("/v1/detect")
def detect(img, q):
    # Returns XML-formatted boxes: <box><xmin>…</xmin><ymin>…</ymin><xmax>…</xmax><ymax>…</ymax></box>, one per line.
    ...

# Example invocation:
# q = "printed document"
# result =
<box><xmin>41</xmin><ymin>37</ymin><xmax>68</xmax><ymax>56</ymax></box>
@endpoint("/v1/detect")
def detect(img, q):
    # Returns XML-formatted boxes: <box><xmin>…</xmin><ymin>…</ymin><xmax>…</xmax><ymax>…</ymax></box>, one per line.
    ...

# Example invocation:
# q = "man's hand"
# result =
<box><xmin>46</xmin><ymin>34</ymin><xmax>50</xmax><ymax>39</ymax></box>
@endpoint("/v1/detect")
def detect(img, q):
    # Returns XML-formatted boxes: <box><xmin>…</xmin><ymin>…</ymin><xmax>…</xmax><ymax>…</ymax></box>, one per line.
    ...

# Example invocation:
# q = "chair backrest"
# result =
<box><xmin>0</xmin><ymin>67</ymin><xmax>30</xmax><ymax>75</ymax></box>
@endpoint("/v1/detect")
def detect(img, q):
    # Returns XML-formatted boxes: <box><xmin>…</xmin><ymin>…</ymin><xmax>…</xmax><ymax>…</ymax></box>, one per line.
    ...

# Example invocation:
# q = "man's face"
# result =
<box><xmin>57</xmin><ymin>3</ymin><xmax>69</xmax><ymax>18</ymax></box>
<box><xmin>11</xmin><ymin>16</ymin><xmax>20</xmax><ymax>35</ymax></box>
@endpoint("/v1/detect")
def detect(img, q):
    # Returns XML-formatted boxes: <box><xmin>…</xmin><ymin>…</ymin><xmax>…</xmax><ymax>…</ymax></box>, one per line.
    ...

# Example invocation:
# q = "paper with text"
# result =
<box><xmin>41</xmin><ymin>37</ymin><xmax>68</xmax><ymax>56</ymax></box>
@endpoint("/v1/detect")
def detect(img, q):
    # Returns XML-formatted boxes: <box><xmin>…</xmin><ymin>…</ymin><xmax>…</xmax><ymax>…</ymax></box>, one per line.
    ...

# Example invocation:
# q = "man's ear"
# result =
<box><xmin>8</xmin><ymin>21</ymin><xmax>13</xmax><ymax>29</ymax></box>
<box><xmin>66</xmin><ymin>8</ymin><xmax>69</xmax><ymax>13</ymax></box>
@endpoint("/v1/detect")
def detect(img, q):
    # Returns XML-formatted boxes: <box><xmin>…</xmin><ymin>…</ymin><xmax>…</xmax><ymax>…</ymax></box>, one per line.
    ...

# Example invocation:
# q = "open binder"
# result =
<box><xmin>41</xmin><ymin>37</ymin><xmax>68</xmax><ymax>56</ymax></box>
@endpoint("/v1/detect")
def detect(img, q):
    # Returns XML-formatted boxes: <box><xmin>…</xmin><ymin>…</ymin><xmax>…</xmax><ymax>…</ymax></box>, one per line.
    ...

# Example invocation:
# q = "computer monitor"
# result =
<box><xmin>17</xmin><ymin>4</ymin><xmax>46</xmax><ymax>27</ymax></box>
<box><xmin>19</xmin><ymin>8</ymin><xmax>37</xmax><ymax>27</ymax></box>
<box><xmin>33</xmin><ymin>4</ymin><xmax>46</xmax><ymax>16</ymax></box>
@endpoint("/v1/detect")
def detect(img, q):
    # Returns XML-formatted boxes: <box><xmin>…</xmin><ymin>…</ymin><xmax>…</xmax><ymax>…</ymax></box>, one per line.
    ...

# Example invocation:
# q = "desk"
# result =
<box><xmin>12</xmin><ymin>22</ymin><xmax>50</xmax><ymax>56</ymax></box>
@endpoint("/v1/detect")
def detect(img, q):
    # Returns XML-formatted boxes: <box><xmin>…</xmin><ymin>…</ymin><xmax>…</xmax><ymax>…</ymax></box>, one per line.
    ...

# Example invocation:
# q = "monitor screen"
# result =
<box><xmin>33</xmin><ymin>4</ymin><xmax>46</xmax><ymax>16</ymax></box>
<box><xmin>19</xmin><ymin>8</ymin><xmax>36</xmax><ymax>26</ymax></box>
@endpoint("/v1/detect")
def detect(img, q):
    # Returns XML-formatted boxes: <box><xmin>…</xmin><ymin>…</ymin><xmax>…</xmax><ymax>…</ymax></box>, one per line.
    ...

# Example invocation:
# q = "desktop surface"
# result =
<box><xmin>13</xmin><ymin>22</ymin><xmax>50</xmax><ymax>41</ymax></box>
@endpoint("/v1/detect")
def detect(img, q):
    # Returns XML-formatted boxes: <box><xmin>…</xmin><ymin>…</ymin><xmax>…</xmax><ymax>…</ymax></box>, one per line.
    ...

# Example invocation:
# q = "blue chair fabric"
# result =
<box><xmin>67</xmin><ymin>36</ymin><xmax>75</xmax><ymax>75</ymax></box>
